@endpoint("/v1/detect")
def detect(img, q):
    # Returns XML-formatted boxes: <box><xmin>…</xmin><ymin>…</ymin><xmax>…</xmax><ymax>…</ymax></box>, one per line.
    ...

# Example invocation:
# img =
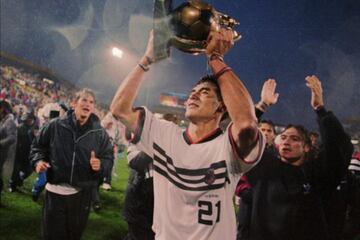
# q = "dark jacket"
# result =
<box><xmin>0</xmin><ymin>113</ymin><xmax>17</xmax><ymax>193</ymax></box>
<box><xmin>30</xmin><ymin>110</ymin><xmax>114</xmax><ymax>189</ymax></box>
<box><xmin>123</xmin><ymin>150</ymin><xmax>154</xmax><ymax>226</ymax></box>
<box><xmin>15</xmin><ymin>123</ymin><xmax>35</xmax><ymax>168</ymax></box>
<box><xmin>245</xmin><ymin>108</ymin><xmax>353</xmax><ymax>240</ymax></box>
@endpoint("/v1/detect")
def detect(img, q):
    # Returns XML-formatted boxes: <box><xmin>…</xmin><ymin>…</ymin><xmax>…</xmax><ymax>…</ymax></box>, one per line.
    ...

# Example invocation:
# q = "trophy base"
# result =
<box><xmin>170</xmin><ymin>36</ymin><xmax>206</xmax><ymax>55</ymax></box>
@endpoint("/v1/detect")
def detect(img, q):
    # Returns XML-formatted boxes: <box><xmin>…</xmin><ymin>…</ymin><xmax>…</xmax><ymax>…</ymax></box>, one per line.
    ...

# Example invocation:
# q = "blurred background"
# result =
<box><xmin>1</xmin><ymin>0</ymin><xmax>360</xmax><ymax>131</ymax></box>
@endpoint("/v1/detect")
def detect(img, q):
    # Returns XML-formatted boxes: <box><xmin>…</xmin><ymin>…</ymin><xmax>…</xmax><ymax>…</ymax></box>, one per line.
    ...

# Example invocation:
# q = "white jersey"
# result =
<box><xmin>133</xmin><ymin>107</ymin><xmax>265</xmax><ymax>240</ymax></box>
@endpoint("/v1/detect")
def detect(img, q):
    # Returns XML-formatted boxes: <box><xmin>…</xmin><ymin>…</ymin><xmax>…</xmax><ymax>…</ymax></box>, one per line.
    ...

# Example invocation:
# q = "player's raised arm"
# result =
<box><xmin>206</xmin><ymin>29</ymin><xmax>260</xmax><ymax>158</ymax></box>
<box><xmin>110</xmin><ymin>31</ymin><xmax>155</xmax><ymax>132</ymax></box>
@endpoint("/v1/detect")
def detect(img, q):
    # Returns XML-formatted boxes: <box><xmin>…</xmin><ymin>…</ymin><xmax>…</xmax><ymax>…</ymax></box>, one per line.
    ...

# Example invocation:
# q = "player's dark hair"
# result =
<box><xmin>196</xmin><ymin>75</ymin><xmax>222</xmax><ymax>101</ymax></box>
<box><xmin>195</xmin><ymin>75</ymin><xmax>229</xmax><ymax>122</ymax></box>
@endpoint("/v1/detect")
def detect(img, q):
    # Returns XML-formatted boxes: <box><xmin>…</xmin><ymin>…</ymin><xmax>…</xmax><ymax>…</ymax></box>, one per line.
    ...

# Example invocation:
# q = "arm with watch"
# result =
<box><xmin>110</xmin><ymin>31</ymin><xmax>156</xmax><ymax>132</ymax></box>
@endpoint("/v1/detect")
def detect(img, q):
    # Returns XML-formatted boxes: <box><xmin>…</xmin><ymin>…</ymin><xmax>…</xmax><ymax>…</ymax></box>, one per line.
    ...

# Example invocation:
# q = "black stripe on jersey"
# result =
<box><xmin>153</xmin><ymin>142</ymin><xmax>229</xmax><ymax>190</ymax></box>
<box><xmin>154</xmin><ymin>165</ymin><xmax>227</xmax><ymax>191</ymax></box>
<box><xmin>154</xmin><ymin>154</ymin><xmax>228</xmax><ymax>184</ymax></box>
<box><xmin>154</xmin><ymin>142</ymin><xmax>227</xmax><ymax>176</ymax></box>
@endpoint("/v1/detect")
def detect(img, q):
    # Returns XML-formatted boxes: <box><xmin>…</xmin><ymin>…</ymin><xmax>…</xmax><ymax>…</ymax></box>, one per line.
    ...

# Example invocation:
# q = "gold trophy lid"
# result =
<box><xmin>153</xmin><ymin>0</ymin><xmax>241</xmax><ymax>59</ymax></box>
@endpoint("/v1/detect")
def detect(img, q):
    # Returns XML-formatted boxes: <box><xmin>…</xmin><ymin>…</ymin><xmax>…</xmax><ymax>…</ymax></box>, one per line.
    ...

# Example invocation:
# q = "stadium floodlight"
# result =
<box><xmin>112</xmin><ymin>47</ymin><xmax>123</xmax><ymax>58</ymax></box>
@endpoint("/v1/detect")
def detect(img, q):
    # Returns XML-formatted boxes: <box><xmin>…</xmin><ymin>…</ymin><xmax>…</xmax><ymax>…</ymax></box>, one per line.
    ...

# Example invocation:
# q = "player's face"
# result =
<box><xmin>185</xmin><ymin>82</ymin><xmax>223</xmax><ymax>123</ymax></box>
<box><xmin>259</xmin><ymin>123</ymin><xmax>275</xmax><ymax>145</ymax></box>
<box><xmin>278</xmin><ymin>127</ymin><xmax>309</xmax><ymax>164</ymax></box>
<box><xmin>74</xmin><ymin>94</ymin><xmax>95</xmax><ymax>125</ymax></box>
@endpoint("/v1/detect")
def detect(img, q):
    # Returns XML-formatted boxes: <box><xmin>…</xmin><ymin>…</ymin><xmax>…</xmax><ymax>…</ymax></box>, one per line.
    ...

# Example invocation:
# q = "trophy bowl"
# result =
<box><xmin>153</xmin><ymin>0</ymin><xmax>241</xmax><ymax>60</ymax></box>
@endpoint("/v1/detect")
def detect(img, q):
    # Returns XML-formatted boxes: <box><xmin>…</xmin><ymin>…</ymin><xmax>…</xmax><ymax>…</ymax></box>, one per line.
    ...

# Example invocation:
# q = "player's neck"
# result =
<box><xmin>187</xmin><ymin>120</ymin><xmax>219</xmax><ymax>143</ymax></box>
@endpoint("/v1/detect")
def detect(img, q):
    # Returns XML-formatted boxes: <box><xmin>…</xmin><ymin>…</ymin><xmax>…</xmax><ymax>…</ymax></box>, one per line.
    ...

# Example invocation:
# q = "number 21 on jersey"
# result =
<box><xmin>198</xmin><ymin>200</ymin><xmax>221</xmax><ymax>225</ymax></box>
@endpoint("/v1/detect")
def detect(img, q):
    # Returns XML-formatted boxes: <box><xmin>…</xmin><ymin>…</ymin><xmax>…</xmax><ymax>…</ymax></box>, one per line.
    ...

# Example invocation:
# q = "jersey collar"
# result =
<box><xmin>183</xmin><ymin>127</ymin><xmax>223</xmax><ymax>145</ymax></box>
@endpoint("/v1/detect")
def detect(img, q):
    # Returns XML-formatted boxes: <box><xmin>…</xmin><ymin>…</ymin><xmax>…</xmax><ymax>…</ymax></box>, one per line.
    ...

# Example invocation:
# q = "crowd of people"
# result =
<box><xmin>0</xmin><ymin>28</ymin><xmax>360</xmax><ymax>240</ymax></box>
<box><xmin>0</xmin><ymin>64</ymin><xmax>114</xmax><ymax>201</ymax></box>
<box><xmin>109</xmin><ymin>29</ymin><xmax>360</xmax><ymax>240</ymax></box>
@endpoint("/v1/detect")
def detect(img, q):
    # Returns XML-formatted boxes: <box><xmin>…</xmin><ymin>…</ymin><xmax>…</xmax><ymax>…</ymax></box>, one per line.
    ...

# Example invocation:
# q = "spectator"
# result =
<box><xmin>9</xmin><ymin>112</ymin><xmax>37</xmax><ymax>192</ymax></box>
<box><xmin>258</xmin><ymin>120</ymin><xmax>278</xmax><ymax>154</ymax></box>
<box><xmin>30</xmin><ymin>88</ymin><xmax>114</xmax><ymax>240</ymax></box>
<box><xmin>243</xmin><ymin>75</ymin><xmax>353</xmax><ymax>240</ymax></box>
<box><xmin>343</xmin><ymin>152</ymin><xmax>360</xmax><ymax>239</ymax></box>
<box><xmin>0</xmin><ymin>100</ymin><xmax>17</xmax><ymax>205</ymax></box>
<box><xmin>100</xmin><ymin>112</ymin><xmax>126</xmax><ymax>190</ymax></box>
<box><xmin>309</xmin><ymin>131</ymin><xmax>320</xmax><ymax>151</ymax></box>
<box><xmin>123</xmin><ymin>144</ymin><xmax>154</xmax><ymax>240</ymax></box>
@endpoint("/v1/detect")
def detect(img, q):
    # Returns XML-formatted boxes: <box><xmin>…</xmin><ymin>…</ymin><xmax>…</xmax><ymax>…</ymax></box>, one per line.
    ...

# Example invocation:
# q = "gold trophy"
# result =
<box><xmin>153</xmin><ymin>0</ymin><xmax>241</xmax><ymax>61</ymax></box>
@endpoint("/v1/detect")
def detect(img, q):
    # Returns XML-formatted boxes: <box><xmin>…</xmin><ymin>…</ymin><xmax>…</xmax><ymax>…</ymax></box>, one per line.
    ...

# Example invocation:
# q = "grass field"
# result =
<box><xmin>0</xmin><ymin>155</ymin><xmax>130</xmax><ymax>240</ymax></box>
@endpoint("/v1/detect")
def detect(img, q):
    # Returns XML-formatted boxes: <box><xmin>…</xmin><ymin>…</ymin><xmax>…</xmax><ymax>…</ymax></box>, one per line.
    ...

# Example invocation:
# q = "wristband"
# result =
<box><xmin>208</xmin><ymin>53</ymin><xmax>224</xmax><ymax>63</ymax></box>
<box><xmin>214</xmin><ymin>66</ymin><xmax>232</xmax><ymax>80</ymax></box>
<box><xmin>138</xmin><ymin>63</ymin><xmax>149</xmax><ymax>72</ymax></box>
<box><xmin>256</xmin><ymin>101</ymin><xmax>269</xmax><ymax>112</ymax></box>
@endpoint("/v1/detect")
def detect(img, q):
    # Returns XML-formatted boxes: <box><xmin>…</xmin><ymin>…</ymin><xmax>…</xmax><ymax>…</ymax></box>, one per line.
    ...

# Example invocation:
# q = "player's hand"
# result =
<box><xmin>35</xmin><ymin>160</ymin><xmax>50</xmax><ymax>173</ymax></box>
<box><xmin>206</xmin><ymin>28</ymin><xmax>234</xmax><ymax>57</ymax></box>
<box><xmin>140</xmin><ymin>30</ymin><xmax>155</xmax><ymax>66</ymax></box>
<box><xmin>261</xmin><ymin>79</ymin><xmax>279</xmax><ymax>106</ymax></box>
<box><xmin>90</xmin><ymin>151</ymin><xmax>101</xmax><ymax>171</ymax></box>
<box><xmin>305</xmin><ymin>75</ymin><xmax>324</xmax><ymax>110</ymax></box>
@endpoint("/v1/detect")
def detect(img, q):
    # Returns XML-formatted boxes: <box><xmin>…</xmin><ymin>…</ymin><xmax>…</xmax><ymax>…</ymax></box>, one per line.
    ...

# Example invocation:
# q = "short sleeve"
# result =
<box><xmin>227</xmin><ymin>123</ymin><xmax>266</xmax><ymax>174</ymax></box>
<box><xmin>130</xmin><ymin>107</ymin><xmax>178</xmax><ymax>158</ymax></box>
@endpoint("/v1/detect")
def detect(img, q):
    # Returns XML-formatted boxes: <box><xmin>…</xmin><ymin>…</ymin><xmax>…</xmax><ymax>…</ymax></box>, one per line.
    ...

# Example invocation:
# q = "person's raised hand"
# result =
<box><xmin>261</xmin><ymin>79</ymin><xmax>279</xmax><ymax>106</ymax></box>
<box><xmin>305</xmin><ymin>75</ymin><xmax>324</xmax><ymax>110</ymax></box>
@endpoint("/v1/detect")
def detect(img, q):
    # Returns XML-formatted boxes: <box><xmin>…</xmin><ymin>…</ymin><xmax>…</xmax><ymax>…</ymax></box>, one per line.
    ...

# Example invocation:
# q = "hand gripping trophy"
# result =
<box><xmin>153</xmin><ymin>0</ymin><xmax>241</xmax><ymax>60</ymax></box>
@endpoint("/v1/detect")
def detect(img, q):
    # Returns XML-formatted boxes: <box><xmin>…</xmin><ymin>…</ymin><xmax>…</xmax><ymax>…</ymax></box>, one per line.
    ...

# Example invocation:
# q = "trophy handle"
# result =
<box><xmin>153</xmin><ymin>0</ymin><xmax>173</xmax><ymax>61</ymax></box>
<box><xmin>214</xmin><ymin>11</ymin><xmax>242</xmax><ymax>42</ymax></box>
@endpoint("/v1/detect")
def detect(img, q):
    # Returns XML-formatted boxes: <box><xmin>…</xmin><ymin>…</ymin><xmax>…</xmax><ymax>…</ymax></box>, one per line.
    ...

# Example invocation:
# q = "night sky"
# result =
<box><xmin>1</xmin><ymin>0</ymin><xmax>359</xmax><ymax>130</ymax></box>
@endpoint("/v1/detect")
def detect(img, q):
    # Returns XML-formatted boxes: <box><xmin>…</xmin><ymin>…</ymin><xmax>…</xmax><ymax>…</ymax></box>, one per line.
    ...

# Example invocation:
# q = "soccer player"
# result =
<box><xmin>110</xmin><ymin>29</ymin><xmax>265</xmax><ymax>240</ymax></box>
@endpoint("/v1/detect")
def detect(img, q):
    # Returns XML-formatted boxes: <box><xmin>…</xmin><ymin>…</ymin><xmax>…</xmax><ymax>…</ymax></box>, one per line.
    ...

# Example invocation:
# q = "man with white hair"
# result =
<box><xmin>30</xmin><ymin>89</ymin><xmax>113</xmax><ymax>240</ymax></box>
